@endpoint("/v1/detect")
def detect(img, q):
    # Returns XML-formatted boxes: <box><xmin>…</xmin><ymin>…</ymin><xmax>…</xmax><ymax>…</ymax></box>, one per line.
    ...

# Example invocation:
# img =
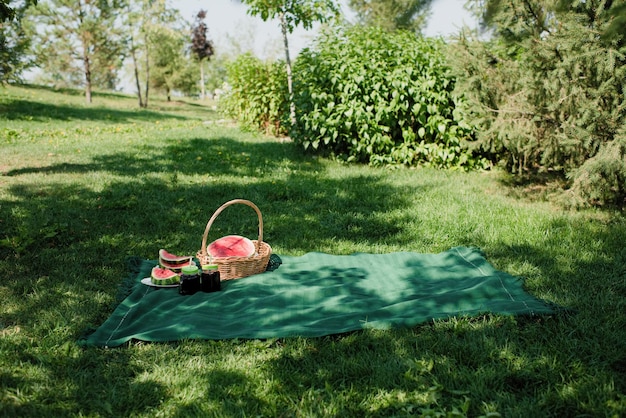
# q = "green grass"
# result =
<box><xmin>1</xmin><ymin>83</ymin><xmax>625</xmax><ymax>417</ymax></box>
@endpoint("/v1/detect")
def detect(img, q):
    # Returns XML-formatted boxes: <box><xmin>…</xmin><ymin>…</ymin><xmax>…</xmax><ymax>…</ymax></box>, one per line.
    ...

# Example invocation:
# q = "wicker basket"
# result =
<box><xmin>196</xmin><ymin>199</ymin><xmax>272</xmax><ymax>281</ymax></box>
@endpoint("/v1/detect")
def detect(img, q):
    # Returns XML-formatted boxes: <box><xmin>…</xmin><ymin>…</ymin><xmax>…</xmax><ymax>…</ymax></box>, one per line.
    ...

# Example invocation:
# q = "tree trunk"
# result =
<box><xmin>83</xmin><ymin>50</ymin><xmax>93</xmax><ymax>104</ymax></box>
<box><xmin>200</xmin><ymin>59</ymin><xmax>206</xmax><ymax>99</ymax></box>
<box><xmin>129</xmin><ymin>33</ymin><xmax>144</xmax><ymax>108</ymax></box>
<box><xmin>144</xmin><ymin>33</ymin><xmax>150</xmax><ymax>108</ymax></box>
<box><xmin>279</xmin><ymin>12</ymin><xmax>296</xmax><ymax>126</ymax></box>
<box><xmin>77</xmin><ymin>1</ymin><xmax>92</xmax><ymax>104</ymax></box>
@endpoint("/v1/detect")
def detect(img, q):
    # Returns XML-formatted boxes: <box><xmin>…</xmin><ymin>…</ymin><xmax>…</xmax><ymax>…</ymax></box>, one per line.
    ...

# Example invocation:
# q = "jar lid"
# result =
<box><xmin>202</xmin><ymin>264</ymin><xmax>219</xmax><ymax>270</ymax></box>
<box><xmin>181</xmin><ymin>265</ymin><xmax>199</xmax><ymax>275</ymax></box>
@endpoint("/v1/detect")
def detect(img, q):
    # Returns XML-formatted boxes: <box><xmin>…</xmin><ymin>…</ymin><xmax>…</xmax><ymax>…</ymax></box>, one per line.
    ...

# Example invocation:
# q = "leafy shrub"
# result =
<box><xmin>291</xmin><ymin>26</ymin><xmax>485</xmax><ymax>169</ymax></box>
<box><xmin>221</xmin><ymin>53</ymin><xmax>289</xmax><ymax>136</ymax></box>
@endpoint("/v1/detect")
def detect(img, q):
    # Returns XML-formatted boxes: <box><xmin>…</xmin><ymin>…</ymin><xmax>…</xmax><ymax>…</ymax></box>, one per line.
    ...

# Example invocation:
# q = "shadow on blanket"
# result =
<box><xmin>79</xmin><ymin>246</ymin><xmax>561</xmax><ymax>347</ymax></box>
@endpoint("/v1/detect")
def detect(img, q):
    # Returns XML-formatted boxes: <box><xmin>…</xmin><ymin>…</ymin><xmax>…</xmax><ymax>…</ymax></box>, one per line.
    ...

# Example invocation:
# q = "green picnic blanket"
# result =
<box><xmin>79</xmin><ymin>247</ymin><xmax>558</xmax><ymax>347</ymax></box>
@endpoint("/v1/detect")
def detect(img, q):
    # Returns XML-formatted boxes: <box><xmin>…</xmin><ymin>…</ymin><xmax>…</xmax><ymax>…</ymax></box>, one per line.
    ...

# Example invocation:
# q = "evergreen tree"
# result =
<box><xmin>450</xmin><ymin>0</ymin><xmax>626</xmax><ymax>206</ymax></box>
<box><xmin>348</xmin><ymin>0</ymin><xmax>432</xmax><ymax>33</ymax></box>
<box><xmin>1</xmin><ymin>0</ymin><xmax>37</xmax><ymax>22</ymax></box>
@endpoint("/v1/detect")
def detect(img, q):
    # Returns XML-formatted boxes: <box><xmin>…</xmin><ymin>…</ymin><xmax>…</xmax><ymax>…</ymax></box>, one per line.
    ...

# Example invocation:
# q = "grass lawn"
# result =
<box><xmin>1</xmin><ymin>84</ymin><xmax>625</xmax><ymax>417</ymax></box>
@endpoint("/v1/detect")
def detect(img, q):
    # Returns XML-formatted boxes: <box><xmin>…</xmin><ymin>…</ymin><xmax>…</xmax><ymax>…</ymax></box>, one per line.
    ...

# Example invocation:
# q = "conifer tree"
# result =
<box><xmin>450</xmin><ymin>0</ymin><xmax>626</xmax><ymax>206</ymax></box>
<box><xmin>348</xmin><ymin>0</ymin><xmax>432</xmax><ymax>33</ymax></box>
<box><xmin>1</xmin><ymin>0</ymin><xmax>37</xmax><ymax>22</ymax></box>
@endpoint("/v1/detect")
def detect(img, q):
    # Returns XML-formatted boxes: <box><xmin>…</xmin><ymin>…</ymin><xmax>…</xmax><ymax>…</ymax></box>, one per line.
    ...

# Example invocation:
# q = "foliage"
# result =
<box><xmin>0</xmin><ymin>1</ymin><xmax>34</xmax><ymax>82</ymax></box>
<box><xmin>568</xmin><ymin>132</ymin><xmax>626</xmax><ymax>207</ymax></box>
<box><xmin>0</xmin><ymin>0</ymin><xmax>12</xmax><ymax>21</ymax></box>
<box><xmin>202</xmin><ymin>53</ymin><xmax>229</xmax><ymax>95</ymax></box>
<box><xmin>291</xmin><ymin>26</ymin><xmax>484</xmax><ymax>169</ymax></box>
<box><xmin>240</xmin><ymin>0</ymin><xmax>340</xmax><ymax>32</ymax></box>
<box><xmin>190</xmin><ymin>9</ymin><xmax>214</xmax><ymax>61</ymax></box>
<box><xmin>601</xmin><ymin>0</ymin><xmax>626</xmax><ymax>42</ymax></box>
<box><xmin>123</xmin><ymin>0</ymin><xmax>193</xmax><ymax>107</ymax></box>
<box><xmin>27</xmin><ymin>0</ymin><xmax>126</xmax><ymax>102</ymax></box>
<box><xmin>147</xmin><ymin>26</ymin><xmax>191</xmax><ymax>100</ymax></box>
<box><xmin>0</xmin><ymin>0</ymin><xmax>36</xmax><ymax>22</ymax></box>
<box><xmin>239</xmin><ymin>0</ymin><xmax>341</xmax><ymax>125</ymax></box>
<box><xmin>221</xmin><ymin>53</ymin><xmax>289</xmax><ymax>135</ymax></box>
<box><xmin>348</xmin><ymin>0</ymin><xmax>433</xmax><ymax>33</ymax></box>
<box><xmin>190</xmin><ymin>10</ymin><xmax>215</xmax><ymax>100</ymax></box>
<box><xmin>450</xmin><ymin>0</ymin><xmax>626</xmax><ymax>206</ymax></box>
<box><xmin>1</xmin><ymin>84</ymin><xmax>626</xmax><ymax>417</ymax></box>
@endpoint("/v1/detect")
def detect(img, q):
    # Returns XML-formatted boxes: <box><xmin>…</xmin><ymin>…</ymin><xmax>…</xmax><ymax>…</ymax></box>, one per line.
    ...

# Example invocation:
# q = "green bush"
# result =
<box><xmin>221</xmin><ymin>53</ymin><xmax>289</xmax><ymax>136</ymax></box>
<box><xmin>291</xmin><ymin>26</ymin><xmax>485</xmax><ymax>169</ymax></box>
<box><xmin>568</xmin><ymin>132</ymin><xmax>626</xmax><ymax>207</ymax></box>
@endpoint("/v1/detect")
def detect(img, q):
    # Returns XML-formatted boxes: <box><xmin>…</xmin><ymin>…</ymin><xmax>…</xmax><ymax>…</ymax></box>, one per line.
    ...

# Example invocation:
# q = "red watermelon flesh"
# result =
<box><xmin>159</xmin><ymin>258</ymin><xmax>194</xmax><ymax>271</ymax></box>
<box><xmin>159</xmin><ymin>249</ymin><xmax>192</xmax><ymax>264</ymax></box>
<box><xmin>150</xmin><ymin>267</ymin><xmax>179</xmax><ymax>285</ymax></box>
<box><xmin>208</xmin><ymin>235</ymin><xmax>255</xmax><ymax>258</ymax></box>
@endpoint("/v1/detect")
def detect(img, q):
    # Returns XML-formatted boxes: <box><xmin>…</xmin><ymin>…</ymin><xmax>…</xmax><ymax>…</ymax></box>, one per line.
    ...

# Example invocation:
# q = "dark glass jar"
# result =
<box><xmin>201</xmin><ymin>264</ymin><xmax>221</xmax><ymax>293</ymax></box>
<box><xmin>179</xmin><ymin>265</ymin><xmax>201</xmax><ymax>295</ymax></box>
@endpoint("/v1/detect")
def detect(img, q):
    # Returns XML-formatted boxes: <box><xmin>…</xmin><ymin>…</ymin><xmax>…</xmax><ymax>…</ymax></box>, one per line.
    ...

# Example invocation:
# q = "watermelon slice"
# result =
<box><xmin>159</xmin><ymin>249</ymin><xmax>192</xmax><ymax>264</ymax></box>
<box><xmin>158</xmin><ymin>249</ymin><xmax>193</xmax><ymax>272</ymax></box>
<box><xmin>207</xmin><ymin>235</ymin><xmax>256</xmax><ymax>258</ymax></box>
<box><xmin>150</xmin><ymin>267</ymin><xmax>179</xmax><ymax>285</ymax></box>
<box><xmin>159</xmin><ymin>258</ymin><xmax>195</xmax><ymax>271</ymax></box>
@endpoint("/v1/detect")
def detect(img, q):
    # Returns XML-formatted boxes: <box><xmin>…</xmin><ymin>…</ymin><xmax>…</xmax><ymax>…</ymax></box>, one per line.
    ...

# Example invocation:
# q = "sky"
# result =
<box><xmin>174</xmin><ymin>0</ymin><xmax>478</xmax><ymax>59</ymax></box>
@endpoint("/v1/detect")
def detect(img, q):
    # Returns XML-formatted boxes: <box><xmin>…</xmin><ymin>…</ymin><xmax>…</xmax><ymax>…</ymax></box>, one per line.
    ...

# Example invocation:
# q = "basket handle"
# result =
<box><xmin>200</xmin><ymin>199</ymin><xmax>264</xmax><ymax>258</ymax></box>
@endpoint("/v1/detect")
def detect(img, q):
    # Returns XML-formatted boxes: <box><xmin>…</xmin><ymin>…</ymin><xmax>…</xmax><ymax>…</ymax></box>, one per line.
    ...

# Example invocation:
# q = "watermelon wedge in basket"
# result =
<box><xmin>207</xmin><ymin>235</ymin><xmax>256</xmax><ymax>258</ymax></box>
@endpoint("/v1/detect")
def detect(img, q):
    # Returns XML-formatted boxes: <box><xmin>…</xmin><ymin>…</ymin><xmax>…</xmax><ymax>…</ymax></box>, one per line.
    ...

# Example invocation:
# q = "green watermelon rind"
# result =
<box><xmin>159</xmin><ymin>249</ymin><xmax>193</xmax><ymax>263</ymax></box>
<box><xmin>150</xmin><ymin>267</ymin><xmax>179</xmax><ymax>285</ymax></box>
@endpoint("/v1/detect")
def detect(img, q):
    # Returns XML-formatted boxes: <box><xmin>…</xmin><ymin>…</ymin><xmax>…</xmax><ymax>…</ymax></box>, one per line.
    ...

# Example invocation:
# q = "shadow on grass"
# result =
<box><xmin>1</xmin><ymin>349</ymin><xmax>167</xmax><ymax>417</ymax></box>
<box><xmin>1</xmin><ymin>132</ymin><xmax>625</xmax><ymax>416</ymax></box>
<box><xmin>2</xmin><ymin>136</ymin><xmax>425</xmax><ymax>255</ymax></box>
<box><xmin>5</xmin><ymin>137</ymin><xmax>313</xmax><ymax>178</ymax></box>
<box><xmin>13</xmin><ymin>83</ymin><xmax>133</xmax><ymax>100</ymax></box>
<box><xmin>0</xmin><ymin>133</ymin><xmax>424</xmax><ymax>414</ymax></box>
<box><xmin>1</xmin><ymin>99</ymin><xmax>195</xmax><ymax>123</ymax></box>
<box><xmin>256</xmin><ymin>212</ymin><xmax>626</xmax><ymax>416</ymax></box>
<box><xmin>3</xmin><ymin>83</ymin><xmax>217</xmax><ymax>124</ymax></box>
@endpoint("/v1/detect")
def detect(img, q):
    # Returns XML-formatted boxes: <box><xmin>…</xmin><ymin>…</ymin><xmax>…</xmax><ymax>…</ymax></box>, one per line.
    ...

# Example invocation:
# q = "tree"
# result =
<box><xmin>238</xmin><ymin>0</ymin><xmax>340</xmax><ymax>126</ymax></box>
<box><xmin>29</xmin><ymin>0</ymin><xmax>125</xmax><ymax>103</ymax></box>
<box><xmin>123</xmin><ymin>0</ymin><xmax>148</xmax><ymax>107</ymax></box>
<box><xmin>449</xmin><ymin>0</ymin><xmax>626</xmax><ymax>205</ymax></box>
<box><xmin>148</xmin><ymin>26</ymin><xmax>190</xmax><ymax>101</ymax></box>
<box><xmin>190</xmin><ymin>9</ymin><xmax>214</xmax><ymax>99</ymax></box>
<box><xmin>1</xmin><ymin>1</ymin><xmax>35</xmax><ymax>82</ymax></box>
<box><xmin>347</xmin><ymin>0</ymin><xmax>433</xmax><ymax>33</ymax></box>
<box><xmin>0</xmin><ymin>0</ymin><xmax>13</xmax><ymax>21</ymax></box>
<box><xmin>123</xmin><ymin>0</ymin><xmax>185</xmax><ymax>107</ymax></box>
<box><xmin>1</xmin><ymin>0</ymin><xmax>37</xmax><ymax>22</ymax></box>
